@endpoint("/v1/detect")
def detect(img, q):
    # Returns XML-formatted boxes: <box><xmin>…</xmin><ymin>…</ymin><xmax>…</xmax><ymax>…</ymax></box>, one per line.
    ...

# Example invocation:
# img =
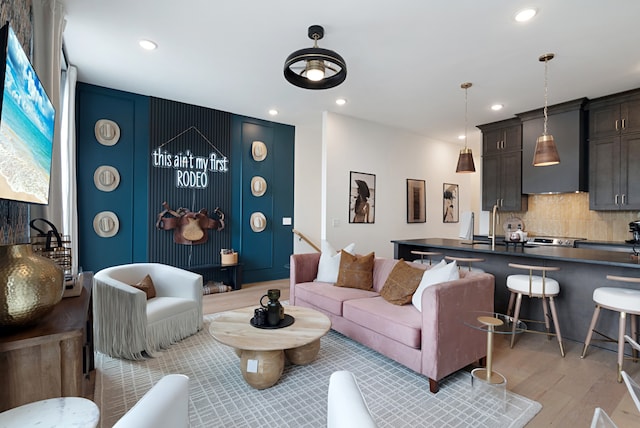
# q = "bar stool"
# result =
<box><xmin>444</xmin><ymin>256</ymin><xmax>485</xmax><ymax>273</ymax></box>
<box><xmin>410</xmin><ymin>250</ymin><xmax>441</xmax><ymax>266</ymax></box>
<box><xmin>581</xmin><ymin>275</ymin><xmax>640</xmax><ymax>382</ymax></box>
<box><xmin>506</xmin><ymin>263</ymin><xmax>564</xmax><ymax>356</ymax></box>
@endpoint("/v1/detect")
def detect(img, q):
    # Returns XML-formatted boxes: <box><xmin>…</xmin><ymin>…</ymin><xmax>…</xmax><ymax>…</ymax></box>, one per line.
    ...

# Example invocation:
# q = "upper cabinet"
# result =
<box><xmin>588</xmin><ymin>89</ymin><xmax>640</xmax><ymax>210</ymax></box>
<box><xmin>517</xmin><ymin>98</ymin><xmax>588</xmax><ymax>194</ymax></box>
<box><xmin>477</xmin><ymin>118</ymin><xmax>528</xmax><ymax>212</ymax></box>
<box><xmin>589</xmin><ymin>90</ymin><xmax>640</xmax><ymax>139</ymax></box>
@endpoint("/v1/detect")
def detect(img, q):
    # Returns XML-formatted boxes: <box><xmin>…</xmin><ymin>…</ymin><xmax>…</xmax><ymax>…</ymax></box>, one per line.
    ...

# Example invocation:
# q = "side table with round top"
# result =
<box><xmin>463</xmin><ymin>312</ymin><xmax>527</xmax><ymax>410</ymax></box>
<box><xmin>0</xmin><ymin>397</ymin><xmax>100</xmax><ymax>428</ymax></box>
<box><xmin>463</xmin><ymin>312</ymin><xmax>527</xmax><ymax>385</ymax></box>
<box><xmin>209</xmin><ymin>305</ymin><xmax>331</xmax><ymax>389</ymax></box>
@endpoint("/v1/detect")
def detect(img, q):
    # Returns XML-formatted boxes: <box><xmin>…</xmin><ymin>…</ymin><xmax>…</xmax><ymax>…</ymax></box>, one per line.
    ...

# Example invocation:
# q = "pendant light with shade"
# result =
<box><xmin>533</xmin><ymin>53</ymin><xmax>560</xmax><ymax>166</ymax></box>
<box><xmin>456</xmin><ymin>82</ymin><xmax>476</xmax><ymax>173</ymax></box>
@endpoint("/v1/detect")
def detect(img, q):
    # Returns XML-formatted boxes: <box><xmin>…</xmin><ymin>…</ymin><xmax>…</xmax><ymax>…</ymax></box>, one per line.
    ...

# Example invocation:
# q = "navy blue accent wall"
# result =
<box><xmin>75</xmin><ymin>84</ymin><xmax>294</xmax><ymax>283</ymax></box>
<box><xmin>148</xmin><ymin>97</ymin><xmax>232</xmax><ymax>269</ymax></box>
<box><xmin>76</xmin><ymin>83</ymin><xmax>149</xmax><ymax>272</ymax></box>
<box><xmin>232</xmin><ymin>116</ymin><xmax>294</xmax><ymax>283</ymax></box>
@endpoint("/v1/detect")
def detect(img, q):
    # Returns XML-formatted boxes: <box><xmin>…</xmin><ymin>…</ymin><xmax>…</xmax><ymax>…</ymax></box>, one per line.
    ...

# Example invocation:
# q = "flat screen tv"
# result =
<box><xmin>0</xmin><ymin>22</ymin><xmax>55</xmax><ymax>204</ymax></box>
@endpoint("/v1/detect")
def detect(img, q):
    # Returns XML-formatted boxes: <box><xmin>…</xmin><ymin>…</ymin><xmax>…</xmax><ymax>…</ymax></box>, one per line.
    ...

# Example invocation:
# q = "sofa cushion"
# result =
<box><xmin>147</xmin><ymin>297</ymin><xmax>198</xmax><ymax>325</ymax></box>
<box><xmin>411</xmin><ymin>260</ymin><xmax>459</xmax><ymax>312</ymax></box>
<box><xmin>336</xmin><ymin>251</ymin><xmax>375</xmax><ymax>290</ymax></box>
<box><xmin>131</xmin><ymin>274</ymin><xmax>157</xmax><ymax>299</ymax></box>
<box><xmin>296</xmin><ymin>282</ymin><xmax>379</xmax><ymax>316</ymax></box>
<box><xmin>343</xmin><ymin>296</ymin><xmax>422</xmax><ymax>349</ymax></box>
<box><xmin>316</xmin><ymin>241</ymin><xmax>356</xmax><ymax>283</ymax></box>
<box><xmin>380</xmin><ymin>259</ymin><xmax>425</xmax><ymax>305</ymax></box>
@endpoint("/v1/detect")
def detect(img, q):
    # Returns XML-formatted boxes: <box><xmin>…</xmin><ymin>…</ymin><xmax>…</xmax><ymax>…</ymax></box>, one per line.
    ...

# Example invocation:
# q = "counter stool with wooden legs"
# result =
<box><xmin>410</xmin><ymin>250</ymin><xmax>442</xmax><ymax>266</ymax></box>
<box><xmin>581</xmin><ymin>275</ymin><xmax>640</xmax><ymax>382</ymax></box>
<box><xmin>506</xmin><ymin>263</ymin><xmax>565</xmax><ymax>357</ymax></box>
<box><xmin>444</xmin><ymin>256</ymin><xmax>485</xmax><ymax>273</ymax></box>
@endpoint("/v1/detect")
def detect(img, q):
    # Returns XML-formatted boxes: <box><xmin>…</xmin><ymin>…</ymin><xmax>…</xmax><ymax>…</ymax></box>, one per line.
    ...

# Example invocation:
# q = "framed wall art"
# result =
<box><xmin>443</xmin><ymin>183</ymin><xmax>459</xmax><ymax>223</ymax></box>
<box><xmin>406</xmin><ymin>179</ymin><xmax>426</xmax><ymax>223</ymax></box>
<box><xmin>349</xmin><ymin>171</ymin><xmax>375</xmax><ymax>223</ymax></box>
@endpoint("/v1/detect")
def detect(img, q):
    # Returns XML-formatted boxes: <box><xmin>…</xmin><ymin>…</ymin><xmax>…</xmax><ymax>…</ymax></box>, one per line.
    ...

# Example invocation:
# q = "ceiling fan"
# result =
<box><xmin>283</xmin><ymin>25</ymin><xmax>347</xmax><ymax>90</ymax></box>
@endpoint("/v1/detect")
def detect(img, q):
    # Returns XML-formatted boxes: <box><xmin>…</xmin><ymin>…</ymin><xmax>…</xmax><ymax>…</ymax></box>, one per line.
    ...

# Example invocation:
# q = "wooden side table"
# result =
<box><xmin>0</xmin><ymin>273</ymin><xmax>94</xmax><ymax>411</ymax></box>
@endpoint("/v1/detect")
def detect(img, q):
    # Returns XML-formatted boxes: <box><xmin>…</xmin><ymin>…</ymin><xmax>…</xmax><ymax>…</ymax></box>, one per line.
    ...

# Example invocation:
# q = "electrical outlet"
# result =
<box><xmin>332</xmin><ymin>219</ymin><xmax>340</xmax><ymax>227</ymax></box>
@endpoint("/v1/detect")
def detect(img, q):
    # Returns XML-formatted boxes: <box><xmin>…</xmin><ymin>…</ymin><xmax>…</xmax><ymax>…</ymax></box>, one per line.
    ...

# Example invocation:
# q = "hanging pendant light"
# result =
<box><xmin>456</xmin><ymin>82</ymin><xmax>476</xmax><ymax>173</ymax></box>
<box><xmin>284</xmin><ymin>25</ymin><xmax>347</xmax><ymax>90</ymax></box>
<box><xmin>533</xmin><ymin>53</ymin><xmax>560</xmax><ymax>167</ymax></box>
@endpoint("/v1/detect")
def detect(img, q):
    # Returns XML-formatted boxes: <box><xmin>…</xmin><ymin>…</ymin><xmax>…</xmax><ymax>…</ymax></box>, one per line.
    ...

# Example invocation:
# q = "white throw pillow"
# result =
<box><xmin>316</xmin><ymin>241</ymin><xmax>356</xmax><ymax>283</ymax></box>
<box><xmin>411</xmin><ymin>260</ymin><xmax>459</xmax><ymax>312</ymax></box>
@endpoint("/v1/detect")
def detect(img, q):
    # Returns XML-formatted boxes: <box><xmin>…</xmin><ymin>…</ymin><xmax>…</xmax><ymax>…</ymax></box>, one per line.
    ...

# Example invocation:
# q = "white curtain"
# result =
<box><xmin>60</xmin><ymin>66</ymin><xmax>78</xmax><ymax>275</ymax></box>
<box><xmin>30</xmin><ymin>0</ymin><xmax>65</xmax><ymax>229</ymax></box>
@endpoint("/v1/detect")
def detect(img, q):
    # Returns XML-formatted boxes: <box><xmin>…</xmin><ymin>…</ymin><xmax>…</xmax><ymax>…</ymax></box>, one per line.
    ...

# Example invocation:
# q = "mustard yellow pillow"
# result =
<box><xmin>335</xmin><ymin>251</ymin><xmax>375</xmax><ymax>290</ymax></box>
<box><xmin>380</xmin><ymin>259</ymin><xmax>425</xmax><ymax>305</ymax></box>
<box><xmin>131</xmin><ymin>274</ymin><xmax>157</xmax><ymax>299</ymax></box>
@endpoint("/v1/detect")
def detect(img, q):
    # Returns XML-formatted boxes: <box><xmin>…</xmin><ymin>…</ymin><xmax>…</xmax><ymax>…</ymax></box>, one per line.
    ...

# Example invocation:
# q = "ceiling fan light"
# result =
<box><xmin>305</xmin><ymin>60</ymin><xmax>325</xmax><ymax>81</ymax></box>
<box><xmin>283</xmin><ymin>25</ymin><xmax>347</xmax><ymax>90</ymax></box>
<box><xmin>456</xmin><ymin>147</ymin><xmax>476</xmax><ymax>173</ymax></box>
<box><xmin>533</xmin><ymin>134</ymin><xmax>560</xmax><ymax>166</ymax></box>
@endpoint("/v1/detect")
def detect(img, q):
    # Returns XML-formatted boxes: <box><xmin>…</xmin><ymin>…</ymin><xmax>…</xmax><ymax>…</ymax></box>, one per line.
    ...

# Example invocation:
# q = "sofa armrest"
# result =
<box><xmin>113</xmin><ymin>374</ymin><xmax>189</xmax><ymax>428</ymax></box>
<box><xmin>290</xmin><ymin>253</ymin><xmax>321</xmax><ymax>304</ymax></box>
<box><xmin>420</xmin><ymin>272</ymin><xmax>495</xmax><ymax>383</ymax></box>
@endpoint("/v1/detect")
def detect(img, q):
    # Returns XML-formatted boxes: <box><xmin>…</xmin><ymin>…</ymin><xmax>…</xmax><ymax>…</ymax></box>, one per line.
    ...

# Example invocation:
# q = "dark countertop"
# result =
<box><xmin>391</xmin><ymin>237</ymin><xmax>640</xmax><ymax>269</ymax></box>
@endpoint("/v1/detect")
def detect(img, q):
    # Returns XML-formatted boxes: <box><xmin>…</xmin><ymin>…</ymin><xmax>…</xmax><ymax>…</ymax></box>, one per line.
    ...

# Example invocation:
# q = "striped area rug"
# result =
<box><xmin>95</xmin><ymin>314</ymin><xmax>541</xmax><ymax>427</ymax></box>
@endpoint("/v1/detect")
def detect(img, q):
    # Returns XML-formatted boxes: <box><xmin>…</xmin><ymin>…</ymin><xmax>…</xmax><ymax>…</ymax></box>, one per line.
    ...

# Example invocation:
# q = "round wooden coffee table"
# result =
<box><xmin>209</xmin><ymin>305</ymin><xmax>331</xmax><ymax>389</ymax></box>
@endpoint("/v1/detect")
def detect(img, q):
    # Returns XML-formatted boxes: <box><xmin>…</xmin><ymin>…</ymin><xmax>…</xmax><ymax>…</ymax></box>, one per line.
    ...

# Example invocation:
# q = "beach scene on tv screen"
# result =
<box><xmin>0</xmin><ymin>27</ymin><xmax>55</xmax><ymax>204</ymax></box>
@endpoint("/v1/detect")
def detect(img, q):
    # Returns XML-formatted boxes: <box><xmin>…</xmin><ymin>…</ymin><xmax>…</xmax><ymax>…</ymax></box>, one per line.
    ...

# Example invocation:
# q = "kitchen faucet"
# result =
<box><xmin>490</xmin><ymin>204</ymin><xmax>499</xmax><ymax>250</ymax></box>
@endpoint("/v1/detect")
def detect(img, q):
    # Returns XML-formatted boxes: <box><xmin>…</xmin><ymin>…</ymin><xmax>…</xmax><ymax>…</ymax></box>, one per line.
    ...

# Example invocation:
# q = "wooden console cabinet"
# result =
<box><xmin>0</xmin><ymin>272</ymin><xmax>94</xmax><ymax>411</ymax></box>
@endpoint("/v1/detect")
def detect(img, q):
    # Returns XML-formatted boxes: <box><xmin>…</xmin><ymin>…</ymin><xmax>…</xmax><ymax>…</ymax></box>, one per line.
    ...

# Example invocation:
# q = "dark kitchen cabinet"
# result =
<box><xmin>589</xmin><ymin>89</ymin><xmax>640</xmax><ymax>139</ymax></box>
<box><xmin>589</xmin><ymin>133</ymin><xmax>640</xmax><ymax>210</ymax></box>
<box><xmin>478</xmin><ymin>118</ymin><xmax>527</xmax><ymax>211</ymax></box>
<box><xmin>588</xmin><ymin>89</ymin><xmax>640</xmax><ymax>210</ymax></box>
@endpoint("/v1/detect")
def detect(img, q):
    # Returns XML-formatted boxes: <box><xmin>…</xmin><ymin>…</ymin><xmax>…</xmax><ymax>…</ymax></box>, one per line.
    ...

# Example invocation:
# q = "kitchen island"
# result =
<box><xmin>392</xmin><ymin>238</ymin><xmax>640</xmax><ymax>353</ymax></box>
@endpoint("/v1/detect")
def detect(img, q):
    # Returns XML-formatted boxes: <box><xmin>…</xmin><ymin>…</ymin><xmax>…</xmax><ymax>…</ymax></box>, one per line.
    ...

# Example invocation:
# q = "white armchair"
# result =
<box><xmin>327</xmin><ymin>371</ymin><xmax>377</xmax><ymax>428</ymax></box>
<box><xmin>93</xmin><ymin>263</ymin><xmax>203</xmax><ymax>359</ymax></box>
<box><xmin>113</xmin><ymin>374</ymin><xmax>190</xmax><ymax>428</ymax></box>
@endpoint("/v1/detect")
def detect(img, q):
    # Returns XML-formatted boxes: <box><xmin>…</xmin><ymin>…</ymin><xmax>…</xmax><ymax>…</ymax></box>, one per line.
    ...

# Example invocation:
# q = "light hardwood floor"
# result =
<box><xmin>205</xmin><ymin>280</ymin><xmax>640</xmax><ymax>427</ymax></box>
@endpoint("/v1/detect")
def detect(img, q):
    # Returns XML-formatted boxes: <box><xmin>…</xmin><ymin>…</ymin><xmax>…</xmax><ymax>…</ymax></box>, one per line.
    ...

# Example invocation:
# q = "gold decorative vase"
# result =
<box><xmin>0</xmin><ymin>244</ymin><xmax>64</xmax><ymax>327</ymax></box>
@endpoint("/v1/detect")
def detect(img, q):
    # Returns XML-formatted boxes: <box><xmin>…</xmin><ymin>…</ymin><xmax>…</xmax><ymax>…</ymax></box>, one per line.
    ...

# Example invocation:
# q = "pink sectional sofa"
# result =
<box><xmin>289</xmin><ymin>253</ymin><xmax>495</xmax><ymax>393</ymax></box>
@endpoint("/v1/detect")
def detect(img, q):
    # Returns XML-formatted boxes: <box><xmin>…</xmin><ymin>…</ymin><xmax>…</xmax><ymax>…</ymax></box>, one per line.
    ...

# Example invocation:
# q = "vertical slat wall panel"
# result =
<box><xmin>148</xmin><ymin>98</ymin><xmax>232</xmax><ymax>269</ymax></box>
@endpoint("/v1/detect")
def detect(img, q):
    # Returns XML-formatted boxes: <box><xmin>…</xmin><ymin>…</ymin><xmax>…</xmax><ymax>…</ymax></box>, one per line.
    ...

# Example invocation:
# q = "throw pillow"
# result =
<box><xmin>316</xmin><ymin>240</ymin><xmax>356</xmax><ymax>283</ymax></box>
<box><xmin>131</xmin><ymin>274</ymin><xmax>157</xmax><ymax>299</ymax></box>
<box><xmin>411</xmin><ymin>260</ymin><xmax>459</xmax><ymax>312</ymax></box>
<box><xmin>335</xmin><ymin>251</ymin><xmax>375</xmax><ymax>290</ymax></box>
<box><xmin>380</xmin><ymin>259</ymin><xmax>425</xmax><ymax>305</ymax></box>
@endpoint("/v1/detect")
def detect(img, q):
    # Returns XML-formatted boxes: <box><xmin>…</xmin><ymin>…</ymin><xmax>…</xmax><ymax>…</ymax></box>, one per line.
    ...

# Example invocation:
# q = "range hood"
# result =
<box><xmin>517</xmin><ymin>98</ymin><xmax>588</xmax><ymax>194</ymax></box>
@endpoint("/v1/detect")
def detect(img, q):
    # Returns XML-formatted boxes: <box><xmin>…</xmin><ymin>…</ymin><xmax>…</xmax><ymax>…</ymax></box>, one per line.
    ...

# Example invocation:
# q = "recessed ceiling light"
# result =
<box><xmin>139</xmin><ymin>39</ymin><xmax>157</xmax><ymax>50</ymax></box>
<box><xmin>491</xmin><ymin>104</ymin><xmax>504</xmax><ymax>111</ymax></box>
<box><xmin>515</xmin><ymin>8</ymin><xmax>537</xmax><ymax>22</ymax></box>
<box><xmin>268</xmin><ymin>109</ymin><xmax>278</xmax><ymax>116</ymax></box>
<box><xmin>458</xmin><ymin>135</ymin><xmax>466</xmax><ymax>140</ymax></box>
<box><xmin>335</xmin><ymin>98</ymin><xmax>347</xmax><ymax>106</ymax></box>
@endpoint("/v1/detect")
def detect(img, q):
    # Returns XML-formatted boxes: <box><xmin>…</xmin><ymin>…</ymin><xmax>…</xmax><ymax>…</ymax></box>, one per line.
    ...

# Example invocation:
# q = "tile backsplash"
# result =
<box><xmin>501</xmin><ymin>193</ymin><xmax>639</xmax><ymax>242</ymax></box>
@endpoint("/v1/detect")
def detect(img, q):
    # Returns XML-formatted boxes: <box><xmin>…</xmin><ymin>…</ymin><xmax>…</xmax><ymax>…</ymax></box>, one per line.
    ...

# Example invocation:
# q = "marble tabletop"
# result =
<box><xmin>0</xmin><ymin>397</ymin><xmax>100</xmax><ymax>428</ymax></box>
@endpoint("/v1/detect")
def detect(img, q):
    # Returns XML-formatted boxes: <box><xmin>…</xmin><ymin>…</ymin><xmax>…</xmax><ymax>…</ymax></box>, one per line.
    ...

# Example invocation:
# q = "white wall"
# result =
<box><xmin>292</xmin><ymin>111</ymin><xmax>482</xmax><ymax>258</ymax></box>
<box><xmin>321</xmin><ymin>112</ymin><xmax>479</xmax><ymax>258</ymax></box>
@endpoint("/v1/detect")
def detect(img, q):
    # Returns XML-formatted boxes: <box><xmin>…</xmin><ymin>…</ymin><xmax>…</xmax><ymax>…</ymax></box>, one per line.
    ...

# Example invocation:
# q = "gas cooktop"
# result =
<box><xmin>525</xmin><ymin>236</ymin><xmax>585</xmax><ymax>247</ymax></box>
